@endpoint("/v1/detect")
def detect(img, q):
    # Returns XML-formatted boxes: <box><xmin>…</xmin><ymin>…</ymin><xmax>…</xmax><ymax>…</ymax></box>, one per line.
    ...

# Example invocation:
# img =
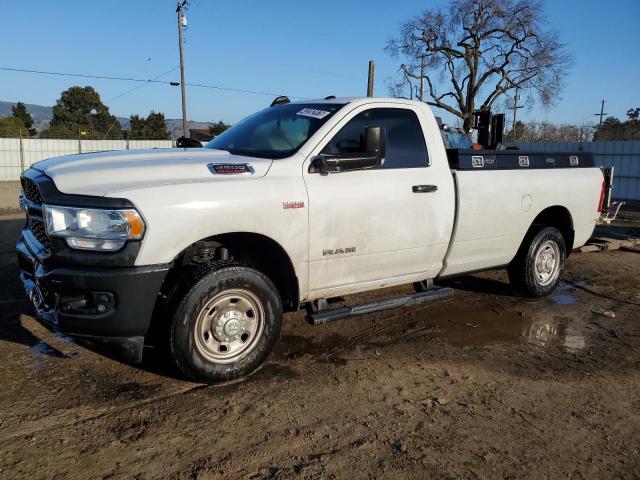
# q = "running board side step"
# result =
<box><xmin>306</xmin><ymin>287</ymin><xmax>454</xmax><ymax>326</ymax></box>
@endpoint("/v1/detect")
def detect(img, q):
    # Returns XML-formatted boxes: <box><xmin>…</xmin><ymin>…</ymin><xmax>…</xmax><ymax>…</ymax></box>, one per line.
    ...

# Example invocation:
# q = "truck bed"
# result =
<box><xmin>440</xmin><ymin>149</ymin><xmax>602</xmax><ymax>277</ymax></box>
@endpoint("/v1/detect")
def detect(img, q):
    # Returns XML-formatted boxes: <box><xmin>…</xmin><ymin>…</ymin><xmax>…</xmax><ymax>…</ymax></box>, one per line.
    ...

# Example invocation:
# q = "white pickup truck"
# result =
<box><xmin>17</xmin><ymin>97</ymin><xmax>604</xmax><ymax>382</ymax></box>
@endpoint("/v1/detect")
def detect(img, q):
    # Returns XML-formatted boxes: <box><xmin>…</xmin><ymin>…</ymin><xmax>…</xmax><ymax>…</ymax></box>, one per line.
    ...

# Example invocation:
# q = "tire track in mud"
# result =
<box><xmin>0</xmin><ymin>279</ymin><xmax>517</xmax><ymax>445</ymax></box>
<box><xmin>0</xmin><ymin>382</ymin><xmax>207</xmax><ymax>443</ymax></box>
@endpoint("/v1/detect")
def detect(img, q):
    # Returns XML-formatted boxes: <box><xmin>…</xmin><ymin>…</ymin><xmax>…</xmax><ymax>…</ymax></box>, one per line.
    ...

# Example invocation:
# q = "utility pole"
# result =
<box><xmin>594</xmin><ymin>99</ymin><xmax>608</xmax><ymax>126</ymax></box>
<box><xmin>367</xmin><ymin>61</ymin><xmax>375</xmax><ymax>97</ymax></box>
<box><xmin>510</xmin><ymin>86</ymin><xmax>524</xmax><ymax>133</ymax></box>
<box><xmin>177</xmin><ymin>0</ymin><xmax>189</xmax><ymax>139</ymax></box>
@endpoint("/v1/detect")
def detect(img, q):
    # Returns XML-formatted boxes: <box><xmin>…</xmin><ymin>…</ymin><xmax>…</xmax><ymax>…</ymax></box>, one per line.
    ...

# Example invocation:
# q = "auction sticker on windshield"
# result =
<box><xmin>296</xmin><ymin>108</ymin><xmax>331</xmax><ymax>119</ymax></box>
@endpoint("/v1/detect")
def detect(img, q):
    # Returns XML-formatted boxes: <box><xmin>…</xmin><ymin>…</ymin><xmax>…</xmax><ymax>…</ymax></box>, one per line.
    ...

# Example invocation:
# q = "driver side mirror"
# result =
<box><xmin>310</xmin><ymin>126</ymin><xmax>386</xmax><ymax>174</ymax></box>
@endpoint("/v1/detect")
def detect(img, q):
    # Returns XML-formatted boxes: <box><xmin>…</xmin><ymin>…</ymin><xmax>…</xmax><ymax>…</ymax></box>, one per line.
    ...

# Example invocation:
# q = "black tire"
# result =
<box><xmin>169</xmin><ymin>265</ymin><xmax>282</xmax><ymax>383</ymax></box>
<box><xmin>507</xmin><ymin>226</ymin><xmax>566</xmax><ymax>298</ymax></box>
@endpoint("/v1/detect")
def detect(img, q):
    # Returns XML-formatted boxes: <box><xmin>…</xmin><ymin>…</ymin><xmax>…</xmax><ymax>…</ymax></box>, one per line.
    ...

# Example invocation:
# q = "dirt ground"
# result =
<box><xmin>1</xmin><ymin>211</ymin><xmax>639</xmax><ymax>480</ymax></box>
<box><xmin>0</xmin><ymin>182</ymin><xmax>21</xmax><ymax>215</ymax></box>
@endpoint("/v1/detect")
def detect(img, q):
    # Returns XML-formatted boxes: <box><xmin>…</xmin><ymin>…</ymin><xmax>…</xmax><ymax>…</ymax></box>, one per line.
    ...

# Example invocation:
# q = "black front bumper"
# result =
<box><xmin>16</xmin><ymin>234</ymin><xmax>169</xmax><ymax>362</ymax></box>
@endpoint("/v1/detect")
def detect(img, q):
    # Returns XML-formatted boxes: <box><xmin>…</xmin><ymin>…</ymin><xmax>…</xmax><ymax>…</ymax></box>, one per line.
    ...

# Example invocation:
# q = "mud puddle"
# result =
<box><xmin>551</xmin><ymin>281</ymin><xmax>583</xmax><ymax>305</ymax></box>
<box><xmin>410</xmin><ymin>306</ymin><xmax>587</xmax><ymax>353</ymax></box>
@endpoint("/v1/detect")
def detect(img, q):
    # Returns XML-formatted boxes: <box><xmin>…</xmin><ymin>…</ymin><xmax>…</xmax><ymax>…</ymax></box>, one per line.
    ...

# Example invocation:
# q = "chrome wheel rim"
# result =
<box><xmin>534</xmin><ymin>240</ymin><xmax>561</xmax><ymax>287</ymax></box>
<box><xmin>194</xmin><ymin>289</ymin><xmax>264</xmax><ymax>364</ymax></box>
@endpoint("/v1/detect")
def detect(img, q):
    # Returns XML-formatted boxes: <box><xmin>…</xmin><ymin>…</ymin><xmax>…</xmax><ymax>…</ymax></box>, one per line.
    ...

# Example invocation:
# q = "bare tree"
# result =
<box><xmin>506</xmin><ymin>121</ymin><xmax>594</xmax><ymax>143</ymax></box>
<box><xmin>386</xmin><ymin>0</ymin><xmax>571</xmax><ymax>130</ymax></box>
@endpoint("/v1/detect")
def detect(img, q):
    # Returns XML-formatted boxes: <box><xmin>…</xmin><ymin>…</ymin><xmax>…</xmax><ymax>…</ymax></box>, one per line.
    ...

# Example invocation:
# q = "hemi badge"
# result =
<box><xmin>208</xmin><ymin>163</ymin><xmax>251</xmax><ymax>174</ymax></box>
<box><xmin>283</xmin><ymin>201</ymin><xmax>304</xmax><ymax>209</ymax></box>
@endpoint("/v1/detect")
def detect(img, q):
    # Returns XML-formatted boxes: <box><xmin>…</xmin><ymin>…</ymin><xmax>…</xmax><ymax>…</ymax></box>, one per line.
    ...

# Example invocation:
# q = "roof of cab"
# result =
<box><xmin>288</xmin><ymin>97</ymin><xmax>423</xmax><ymax>106</ymax></box>
<box><xmin>288</xmin><ymin>97</ymin><xmax>357</xmax><ymax>105</ymax></box>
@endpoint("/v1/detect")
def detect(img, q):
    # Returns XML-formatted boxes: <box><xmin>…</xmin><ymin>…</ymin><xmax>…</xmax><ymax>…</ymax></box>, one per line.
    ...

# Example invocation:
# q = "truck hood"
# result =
<box><xmin>31</xmin><ymin>148</ymin><xmax>273</xmax><ymax>197</ymax></box>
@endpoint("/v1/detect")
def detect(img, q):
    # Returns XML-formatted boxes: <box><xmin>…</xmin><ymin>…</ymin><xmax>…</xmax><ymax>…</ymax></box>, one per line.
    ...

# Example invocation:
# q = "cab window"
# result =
<box><xmin>322</xmin><ymin>108</ymin><xmax>429</xmax><ymax>168</ymax></box>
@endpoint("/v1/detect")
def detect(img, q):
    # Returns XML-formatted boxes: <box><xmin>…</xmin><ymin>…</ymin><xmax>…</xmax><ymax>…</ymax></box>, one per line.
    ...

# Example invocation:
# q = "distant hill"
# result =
<box><xmin>0</xmin><ymin>100</ymin><xmax>212</xmax><ymax>139</ymax></box>
<box><xmin>0</xmin><ymin>101</ymin><xmax>55</xmax><ymax>133</ymax></box>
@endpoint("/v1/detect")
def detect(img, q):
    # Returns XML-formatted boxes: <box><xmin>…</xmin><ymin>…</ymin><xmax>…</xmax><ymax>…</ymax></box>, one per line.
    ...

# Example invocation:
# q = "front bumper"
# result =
<box><xmin>16</xmin><ymin>234</ymin><xmax>169</xmax><ymax>362</ymax></box>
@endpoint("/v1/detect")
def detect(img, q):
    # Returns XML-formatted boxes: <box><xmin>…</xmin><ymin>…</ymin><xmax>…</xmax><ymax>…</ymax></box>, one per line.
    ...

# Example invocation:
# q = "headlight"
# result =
<box><xmin>43</xmin><ymin>205</ymin><xmax>145</xmax><ymax>251</ymax></box>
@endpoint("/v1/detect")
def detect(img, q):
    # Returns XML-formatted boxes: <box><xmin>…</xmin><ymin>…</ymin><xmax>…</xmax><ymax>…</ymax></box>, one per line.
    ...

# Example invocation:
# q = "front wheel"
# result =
<box><xmin>508</xmin><ymin>227</ymin><xmax>566</xmax><ymax>298</ymax></box>
<box><xmin>170</xmin><ymin>265</ymin><xmax>282</xmax><ymax>383</ymax></box>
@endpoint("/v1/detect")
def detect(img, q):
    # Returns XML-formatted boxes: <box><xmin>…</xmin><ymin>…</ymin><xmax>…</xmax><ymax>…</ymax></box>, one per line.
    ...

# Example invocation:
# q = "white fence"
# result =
<box><xmin>3</xmin><ymin>138</ymin><xmax>639</xmax><ymax>200</ymax></box>
<box><xmin>0</xmin><ymin>138</ymin><xmax>175</xmax><ymax>181</ymax></box>
<box><xmin>510</xmin><ymin>141</ymin><xmax>640</xmax><ymax>201</ymax></box>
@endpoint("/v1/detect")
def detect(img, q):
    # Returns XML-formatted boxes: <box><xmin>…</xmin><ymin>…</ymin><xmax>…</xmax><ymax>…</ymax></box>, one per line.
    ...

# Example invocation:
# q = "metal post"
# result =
<box><xmin>78</xmin><ymin>129</ymin><xmax>82</xmax><ymax>154</ymax></box>
<box><xmin>18</xmin><ymin>128</ymin><xmax>25</xmax><ymax>173</ymax></box>
<box><xmin>177</xmin><ymin>1</ymin><xmax>189</xmax><ymax>138</ymax></box>
<box><xmin>605</xmin><ymin>166</ymin><xmax>614</xmax><ymax>209</ymax></box>
<box><xmin>367</xmin><ymin>61</ymin><xmax>375</xmax><ymax>97</ymax></box>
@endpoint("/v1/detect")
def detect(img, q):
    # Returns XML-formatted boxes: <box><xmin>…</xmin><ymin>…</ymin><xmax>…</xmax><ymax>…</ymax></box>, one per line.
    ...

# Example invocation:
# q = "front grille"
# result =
<box><xmin>21</xmin><ymin>177</ymin><xmax>43</xmax><ymax>204</ymax></box>
<box><xmin>21</xmin><ymin>176</ymin><xmax>52</xmax><ymax>254</ymax></box>
<box><xmin>30</xmin><ymin>219</ymin><xmax>52</xmax><ymax>252</ymax></box>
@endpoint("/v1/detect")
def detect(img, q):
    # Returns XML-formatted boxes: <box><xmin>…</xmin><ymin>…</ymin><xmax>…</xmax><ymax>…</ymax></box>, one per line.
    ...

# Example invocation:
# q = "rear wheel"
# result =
<box><xmin>169</xmin><ymin>265</ymin><xmax>282</xmax><ymax>383</ymax></box>
<box><xmin>508</xmin><ymin>226</ymin><xmax>566</xmax><ymax>298</ymax></box>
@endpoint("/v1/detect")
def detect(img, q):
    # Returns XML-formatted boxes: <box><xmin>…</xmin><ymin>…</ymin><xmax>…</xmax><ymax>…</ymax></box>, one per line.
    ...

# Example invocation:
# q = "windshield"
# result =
<box><xmin>205</xmin><ymin>103</ymin><xmax>345</xmax><ymax>159</ymax></box>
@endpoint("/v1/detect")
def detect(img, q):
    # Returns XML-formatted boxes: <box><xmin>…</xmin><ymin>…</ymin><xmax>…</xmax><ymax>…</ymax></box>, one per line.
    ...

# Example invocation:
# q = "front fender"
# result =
<box><xmin>112</xmin><ymin>173</ymin><xmax>309</xmax><ymax>298</ymax></box>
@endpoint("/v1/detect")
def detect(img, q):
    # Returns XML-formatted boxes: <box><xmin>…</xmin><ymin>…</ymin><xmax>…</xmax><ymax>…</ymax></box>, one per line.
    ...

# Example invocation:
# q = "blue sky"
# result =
<box><xmin>1</xmin><ymin>0</ymin><xmax>639</xmax><ymax>126</ymax></box>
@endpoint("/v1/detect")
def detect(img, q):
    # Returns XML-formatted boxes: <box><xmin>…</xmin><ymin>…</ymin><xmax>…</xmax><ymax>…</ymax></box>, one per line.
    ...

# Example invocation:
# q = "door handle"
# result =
<box><xmin>412</xmin><ymin>184</ymin><xmax>438</xmax><ymax>193</ymax></box>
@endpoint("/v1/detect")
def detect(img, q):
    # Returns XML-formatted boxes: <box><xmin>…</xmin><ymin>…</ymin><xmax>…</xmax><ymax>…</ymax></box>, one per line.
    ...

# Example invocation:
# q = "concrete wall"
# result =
<box><xmin>0</xmin><ymin>138</ymin><xmax>175</xmax><ymax>181</ymax></box>
<box><xmin>511</xmin><ymin>141</ymin><xmax>640</xmax><ymax>201</ymax></box>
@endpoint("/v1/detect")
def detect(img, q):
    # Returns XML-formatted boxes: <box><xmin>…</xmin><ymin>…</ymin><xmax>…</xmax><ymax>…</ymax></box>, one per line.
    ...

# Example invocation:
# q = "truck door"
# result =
<box><xmin>303</xmin><ymin>104</ymin><xmax>453</xmax><ymax>299</ymax></box>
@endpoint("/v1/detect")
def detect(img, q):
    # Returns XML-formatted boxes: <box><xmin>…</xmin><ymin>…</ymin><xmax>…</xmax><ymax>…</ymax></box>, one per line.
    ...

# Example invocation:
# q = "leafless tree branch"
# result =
<box><xmin>385</xmin><ymin>0</ymin><xmax>572</xmax><ymax>129</ymax></box>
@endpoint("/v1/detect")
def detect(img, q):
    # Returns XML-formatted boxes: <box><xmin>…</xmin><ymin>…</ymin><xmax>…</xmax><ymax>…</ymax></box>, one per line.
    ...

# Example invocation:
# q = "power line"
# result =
<box><xmin>0</xmin><ymin>66</ymin><xmax>302</xmax><ymax>99</ymax></box>
<box><xmin>0</xmin><ymin>66</ymin><xmax>164</xmax><ymax>84</ymax></box>
<box><xmin>107</xmin><ymin>66</ymin><xmax>180</xmax><ymax>102</ymax></box>
<box><xmin>104</xmin><ymin>67</ymin><xmax>187</xmax><ymax>139</ymax></box>
<box><xmin>183</xmin><ymin>82</ymin><xmax>302</xmax><ymax>98</ymax></box>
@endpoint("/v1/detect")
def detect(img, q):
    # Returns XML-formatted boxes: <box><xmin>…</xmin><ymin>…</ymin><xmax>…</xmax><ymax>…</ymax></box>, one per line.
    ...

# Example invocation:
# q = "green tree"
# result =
<box><xmin>594</xmin><ymin>113</ymin><xmax>640</xmax><ymax>141</ymax></box>
<box><xmin>40</xmin><ymin>86</ymin><xmax>121</xmax><ymax>139</ymax></box>
<box><xmin>129</xmin><ymin>114</ymin><xmax>146</xmax><ymax>140</ymax></box>
<box><xmin>143</xmin><ymin>111</ymin><xmax>170</xmax><ymax>140</ymax></box>
<box><xmin>505</xmin><ymin>120</ymin><xmax>529</xmax><ymax>142</ymax></box>
<box><xmin>11</xmin><ymin>102</ymin><xmax>36</xmax><ymax>136</ymax></box>
<box><xmin>0</xmin><ymin>116</ymin><xmax>30</xmax><ymax>138</ymax></box>
<box><xmin>209</xmin><ymin>121</ymin><xmax>230</xmax><ymax>137</ymax></box>
<box><xmin>128</xmin><ymin>111</ymin><xmax>170</xmax><ymax>140</ymax></box>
